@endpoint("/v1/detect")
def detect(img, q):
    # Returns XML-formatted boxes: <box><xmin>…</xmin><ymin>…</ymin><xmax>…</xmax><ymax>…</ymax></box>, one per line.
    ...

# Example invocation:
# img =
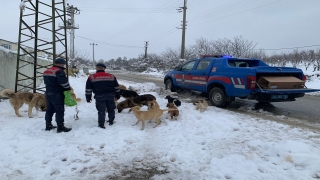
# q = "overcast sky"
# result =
<box><xmin>1</xmin><ymin>0</ymin><xmax>320</xmax><ymax>61</ymax></box>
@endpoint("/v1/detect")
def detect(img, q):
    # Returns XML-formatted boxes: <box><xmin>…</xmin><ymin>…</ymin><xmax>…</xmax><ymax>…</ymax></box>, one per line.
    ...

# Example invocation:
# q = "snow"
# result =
<box><xmin>1</xmin><ymin>71</ymin><xmax>320</xmax><ymax>179</ymax></box>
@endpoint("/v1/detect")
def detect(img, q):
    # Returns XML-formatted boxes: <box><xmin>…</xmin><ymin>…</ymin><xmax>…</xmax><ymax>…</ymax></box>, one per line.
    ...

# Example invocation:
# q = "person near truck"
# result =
<box><xmin>85</xmin><ymin>63</ymin><xmax>120</xmax><ymax>129</ymax></box>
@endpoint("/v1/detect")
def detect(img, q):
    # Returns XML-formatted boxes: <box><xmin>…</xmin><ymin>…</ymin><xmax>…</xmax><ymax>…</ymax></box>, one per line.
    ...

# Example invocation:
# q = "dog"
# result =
<box><xmin>1</xmin><ymin>89</ymin><xmax>47</xmax><ymax>118</ymax></box>
<box><xmin>116</xmin><ymin>98</ymin><xmax>138</xmax><ymax>113</ymax></box>
<box><xmin>195</xmin><ymin>98</ymin><xmax>208</xmax><ymax>113</ymax></box>
<box><xmin>165</xmin><ymin>95</ymin><xmax>181</xmax><ymax>107</ymax></box>
<box><xmin>133</xmin><ymin>94</ymin><xmax>156</xmax><ymax>106</ymax></box>
<box><xmin>166</xmin><ymin>102</ymin><xmax>179</xmax><ymax>120</ymax></box>
<box><xmin>117</xmin><ymin>94</ymin><xmax>156</xmax><ymax>113</ymax></box>
<box><xmin>70</xmin><ymin>86</ymin><xmax>81</xmax><ymax>102</ymax></box>
<box><xmin>119</xmin><ymin>84</ymin><xmax>127</xmax><ymax>90</ymax></box>
<box><xmin>119</xmin><ymin>89</ymin><xmax>139</xmax><ymax>99</ymax></box>
<box><xmin>131</xmin><ymin>105</ymin><xmax>169</xmax><ymax>130</ymax></box>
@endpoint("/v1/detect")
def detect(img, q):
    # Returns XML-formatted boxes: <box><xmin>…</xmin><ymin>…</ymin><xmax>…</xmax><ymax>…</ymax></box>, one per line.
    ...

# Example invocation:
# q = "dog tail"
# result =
<box><xmin>0</xmin><ymin>89</ymin><xmax>15</xmax><ymax>98</ymax></box>
<box><xmin>76</xmin><ymin>98</ymin><xmax>81</xmax><ymax>102</ymax></box>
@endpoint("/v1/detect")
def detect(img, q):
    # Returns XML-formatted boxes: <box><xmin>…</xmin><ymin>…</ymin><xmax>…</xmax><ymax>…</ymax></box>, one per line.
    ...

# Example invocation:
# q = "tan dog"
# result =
<box><xmin>131</xmin><ymin>105</ymin><xmax>168</xmax><ymax>130</ymax></box>
<box><xmin>166</xmin><ymin>102</ymin><xmax>179</xmax><ymax>120</ymax></box>
<box><xmin>195</xmin><ymin>99</ymin><xmax>208</xmax><ymax>113</ymax></box>
<box><xmin>119</xmin><ymin>84</ymin><xmax>127</xmax><ymax>90</ymax></box>
<box><xmin>1</xmin><ymin>89</ymin><xmax>46</xmax><ymax>118</ymax></box>
<box><xmin>70</xmin><ymin>86</ymin><xmax>81</xmax><ymax>102</ymax></box>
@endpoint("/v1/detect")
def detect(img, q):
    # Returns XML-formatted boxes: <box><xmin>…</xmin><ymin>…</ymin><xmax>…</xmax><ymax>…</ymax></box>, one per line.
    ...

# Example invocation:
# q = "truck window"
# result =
<box><xmin>181</xmin><ymin>61</ymin><xmax>196</xmax><ymax>71</ymax></box>
<box><xmin>196</xmin><ymin>60</ymin><xmax>210</xmax><ymax>70</ymax></box>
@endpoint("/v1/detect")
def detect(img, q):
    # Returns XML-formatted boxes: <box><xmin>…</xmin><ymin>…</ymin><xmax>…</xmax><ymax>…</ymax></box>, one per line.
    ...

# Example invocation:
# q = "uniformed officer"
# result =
<box><xmin>85</xmin><ymin>63</ymin><xmax>120</xmax><ymax>128</ymax></box>
<box><xmin>43</xmin><ymin>58</ymin><xmax>72</xmax><ymax>133</ymax></box>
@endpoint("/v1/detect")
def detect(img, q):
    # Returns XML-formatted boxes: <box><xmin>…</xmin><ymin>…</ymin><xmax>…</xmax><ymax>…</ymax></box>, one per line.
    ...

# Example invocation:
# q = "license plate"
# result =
<box><xmin>271</xmin><ymin>95</ymin><xmax>288</xmax><ymax>99</ymax></box>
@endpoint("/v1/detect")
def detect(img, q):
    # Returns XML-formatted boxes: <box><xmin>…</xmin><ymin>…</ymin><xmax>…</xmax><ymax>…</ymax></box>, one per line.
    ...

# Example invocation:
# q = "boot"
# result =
<box><xmin>57</xmin><ymin>124</ymin><xmax>72</xmax><ymax>133</ymax></box>
<box><xmin>98</xmin><ymin>122</ymin><xmax>105</xmax><ymax>129</ymax></box>
<box><xmin>107</xmin><ymin>118</ymin><xmax>114</xmax><ymax>126</ymax></box>
<box><xmin>45</xmin><ymin>121</ymin><xmax>57</xmax><ymax>131</ymax></box>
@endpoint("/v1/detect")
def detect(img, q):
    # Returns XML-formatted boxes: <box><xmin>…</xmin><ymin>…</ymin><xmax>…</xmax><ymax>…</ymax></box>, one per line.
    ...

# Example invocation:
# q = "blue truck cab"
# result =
<box><xmin>164</xmin><ymin>55</ymin><xmax>320</xmax><ymax>107</ymax></box>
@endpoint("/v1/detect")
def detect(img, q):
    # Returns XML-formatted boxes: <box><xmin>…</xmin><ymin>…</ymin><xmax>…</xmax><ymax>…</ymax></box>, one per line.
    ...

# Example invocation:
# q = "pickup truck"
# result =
<box><xmin>164</xmin><ymin>55</ymin><xmax>320</xmax><ymax>107</ymax></box>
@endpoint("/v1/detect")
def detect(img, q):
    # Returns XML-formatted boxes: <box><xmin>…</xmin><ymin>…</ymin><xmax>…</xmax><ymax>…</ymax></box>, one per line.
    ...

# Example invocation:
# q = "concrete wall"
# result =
<box><xmin>0</xmin><ymin>47</ymin><xmax>51</xmax><ymax>93</ymax></box>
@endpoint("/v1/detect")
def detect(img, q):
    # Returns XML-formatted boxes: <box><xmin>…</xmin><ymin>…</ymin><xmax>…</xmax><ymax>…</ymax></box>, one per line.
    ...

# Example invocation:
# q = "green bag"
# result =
<box><xmin>64</xmin><ymin>90</ymin><xmax>77</xmax><ymax>106</ymax></box>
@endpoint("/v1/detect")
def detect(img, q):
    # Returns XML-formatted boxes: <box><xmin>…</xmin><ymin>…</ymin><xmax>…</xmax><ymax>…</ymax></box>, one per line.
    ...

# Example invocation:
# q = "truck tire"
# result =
<box><xmin>209</xmin><ymin>87</ymin><xmax>229</xmax><ymax>108</ymax></box>
<box><xmin>165</xmin><ymin>79</ymin><xmax>176</xmax><ymax>92</ymax></box>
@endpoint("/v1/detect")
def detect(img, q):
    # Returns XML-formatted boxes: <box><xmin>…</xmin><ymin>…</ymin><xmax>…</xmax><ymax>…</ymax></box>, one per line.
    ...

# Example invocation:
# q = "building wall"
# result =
<box><xmin>0</xmin><ymin>39</ymin><xmax>49</xmax><ymax>59</ymax></box>
<box><xmin>0</xmin><ymin>47</ymin><xmax>51</xmax><ymax>92</ymax></box>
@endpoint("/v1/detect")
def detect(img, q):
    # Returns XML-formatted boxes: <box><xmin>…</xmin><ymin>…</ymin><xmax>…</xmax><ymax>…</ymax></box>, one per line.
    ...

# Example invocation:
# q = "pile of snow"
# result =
<box><xmin>0</xmin><ymin>74</ymin><xmax>320</xmax><ymax>179</ymax></box>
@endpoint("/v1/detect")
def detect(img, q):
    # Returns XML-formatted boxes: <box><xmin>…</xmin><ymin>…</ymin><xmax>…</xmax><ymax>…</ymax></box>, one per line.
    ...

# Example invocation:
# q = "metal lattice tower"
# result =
<box><xmin>15</xmin><ymin>0</ymin><xmax>68</xmax><ymax>93</ymax></box>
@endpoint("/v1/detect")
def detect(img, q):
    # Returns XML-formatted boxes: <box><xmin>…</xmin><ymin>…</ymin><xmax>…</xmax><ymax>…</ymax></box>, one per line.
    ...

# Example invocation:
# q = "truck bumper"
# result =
<box><xmin>248</xmin><ymin>92</ymin><xmax>305</xmax><ymax>102</ymax></box>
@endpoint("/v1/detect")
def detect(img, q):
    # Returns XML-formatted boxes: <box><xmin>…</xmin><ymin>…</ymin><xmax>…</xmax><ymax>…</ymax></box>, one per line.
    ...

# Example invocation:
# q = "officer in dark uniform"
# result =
<box><xmin>85</xmin><ymin>63</ymin><xmax>120</xmax><ymax>129</ymax></box>
<box><xmin>43</xmin><ymin>58</ymin><xmax>72</xmax><ymax>133</ymax></box>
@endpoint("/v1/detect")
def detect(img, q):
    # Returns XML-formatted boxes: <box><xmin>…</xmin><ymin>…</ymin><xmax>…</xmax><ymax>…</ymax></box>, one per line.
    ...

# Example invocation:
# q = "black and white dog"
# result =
<box><xmin>120</xmin><ymin>89</ymin><xmax>139</xmax><ymax>99</ymax></box>
<box><xmin>165</xmin><ymin>95</ymin><xmax>181</xmax><ymax>107</ymax></box>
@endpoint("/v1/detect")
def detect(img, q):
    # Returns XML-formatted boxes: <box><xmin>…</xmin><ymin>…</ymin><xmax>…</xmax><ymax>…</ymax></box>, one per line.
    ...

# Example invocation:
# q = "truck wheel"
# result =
<box><xmin>165</xmin><ymin>79</ymin><xmax>176</xmax><ymax>92</ymax></box>
<box><xmin>209</xmin><ymin>87</ymin><xmax>229</xmax><ymax>108</ymax></box>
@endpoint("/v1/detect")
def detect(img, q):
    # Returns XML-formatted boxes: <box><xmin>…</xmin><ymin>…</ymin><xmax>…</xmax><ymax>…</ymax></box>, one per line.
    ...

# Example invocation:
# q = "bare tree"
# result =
<box><xmin>301</xmin><ymin>50</ymin><xmax>313</xmax><ymax>71</ymax></box>
<box><xmin>314</xmin><ymin>49</ymin><xmax>320</xmax><ymax>72</ymax></box>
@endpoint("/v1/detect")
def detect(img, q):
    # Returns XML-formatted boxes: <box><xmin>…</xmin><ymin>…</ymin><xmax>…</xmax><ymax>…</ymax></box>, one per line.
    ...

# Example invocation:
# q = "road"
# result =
<box><xmin>110</xmin><ymin>70</ymin><xmax>320</xmax><ymax>126</ymax></box>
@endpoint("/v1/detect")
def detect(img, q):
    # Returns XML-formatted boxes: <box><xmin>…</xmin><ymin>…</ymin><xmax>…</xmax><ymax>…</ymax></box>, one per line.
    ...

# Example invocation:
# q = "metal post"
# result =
<box><xmin>144</xmin><ymin>41</ymin><xmax>148</xmax><ymax>59</ymax></box>
<box><xmin>15</xmin><ymin>7</ymin><xmax>23</xmax><ymax>92</ymax></box>
<box><xmin>70</xmin><ymin>8</ymin><xmax>75</xmax><ymax>60</ymax></box>
<box><xmin>180</xmin><ymin>0</ymin><xmax>187</xmax><ymax>59</ymax></box>
<box><xmin>90</xmin><ymin>43</ymin><xmax>97</xmax><ymax>67</ymax></box>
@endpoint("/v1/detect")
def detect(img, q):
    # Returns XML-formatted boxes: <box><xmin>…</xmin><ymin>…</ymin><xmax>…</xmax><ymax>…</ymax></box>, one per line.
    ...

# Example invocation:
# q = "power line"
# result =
<box><xmin>80</xmin><ymin>8</ymin><xmax>177</xmax><ymax>13</ymax></box>
<box><xmin>148</xmin><ymin>0</ymin><xmax>258</xmax><ymax>44</ymax></box>
<box><xmin>187</xmin><ymin>0</ymin><xmax>255</xmax><ymax>22</ymax></box>
<box><xmin>253</xmin><ymin>44</ymin><xmax>320</xmax><ymax>51</ymax></box>
<box><xmin>188</xmin><ymin>0</ymin><xmax>282</xmax><ymax>26</ymax></box>
<box><xmin>75</xmin><ymin>35</ymin><xmax>143</xmax><ymax>48</ymax></box>
<box><xmin>103</xmin><ymin>0</ymin><xmax>180</xmax><ymax>41</ymax></box>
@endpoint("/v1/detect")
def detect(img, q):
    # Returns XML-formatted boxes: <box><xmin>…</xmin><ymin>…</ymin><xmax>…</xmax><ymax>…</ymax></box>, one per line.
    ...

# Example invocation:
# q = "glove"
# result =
<box><xmin>63</xmin><ymin>91</ymin><xmax>77</xmax><ymax>106</ymax></box>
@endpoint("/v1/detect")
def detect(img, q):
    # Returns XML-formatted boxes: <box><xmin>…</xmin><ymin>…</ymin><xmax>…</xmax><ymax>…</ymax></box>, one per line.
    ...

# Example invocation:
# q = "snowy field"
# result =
<box><xmin>0</xmin><ymin>71</ymin><xmax>320</xmax><ymax>179</ymax></box>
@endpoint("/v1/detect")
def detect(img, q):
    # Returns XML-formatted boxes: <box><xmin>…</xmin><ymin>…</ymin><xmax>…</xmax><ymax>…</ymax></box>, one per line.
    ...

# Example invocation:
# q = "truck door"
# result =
<box><xmin>186</xmin><ymin>60</ymin><xmax>212</xmax><ymax>91</ymax></box>
<box><xmin>174</xmin><ymin>60</ymin><xmax>197</xmax><ymax>89</ymax></box>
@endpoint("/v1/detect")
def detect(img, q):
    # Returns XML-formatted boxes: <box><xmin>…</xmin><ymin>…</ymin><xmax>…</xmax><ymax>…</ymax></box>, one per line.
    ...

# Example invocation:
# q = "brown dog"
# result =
<box><xmin>166</xmin><ymin>102</ymin><xmax>179</xmax><ymax>120</ymax></box>
<box><xmin>131</xmin><ymin>105</ymin><xmax>168</xmax><ymax>130</ymax></box>
<box><xmin>70</xmin><ymin>86</ymin><xmax>81</xmax><ymax>102</ymax></box>
<box><xmin>1</xmin><ymin>89</ymin><xmax>46</xmax><ymax>118</ymax></box>
<box><xmin>133</xmin><ymin>94</ymin><xmax>156</xmax><ymax>106</ymax></box>
<box><xmin>116</xmin><ymin>98</ymin><xmax>138</xmax><ymax>113</ymax></box>
<box><xmin>117</xmin><ymin>94</ymin><xmax>156</xmax><ymax>113</ymax></box>
<box><xmin>195</xmin><ymin>98</ymin><xmax>208</xmax><ymax>113</ymax></box>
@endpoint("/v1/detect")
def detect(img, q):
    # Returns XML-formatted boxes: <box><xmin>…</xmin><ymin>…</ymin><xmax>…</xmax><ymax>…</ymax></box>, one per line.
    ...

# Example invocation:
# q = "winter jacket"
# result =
<box><xmin>43</xmin><ymin>66</ymin><xmax>71</xmax><ymax>94</ymax></box>
<box><xmin>85</xmin><ymin>70</ymin><xmax>120</xmax><ymax>101</ymax></box>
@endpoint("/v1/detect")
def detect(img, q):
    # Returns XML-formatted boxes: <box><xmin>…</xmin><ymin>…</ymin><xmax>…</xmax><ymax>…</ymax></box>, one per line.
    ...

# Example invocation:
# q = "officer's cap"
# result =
<box><xmin>55</xmin><ymin>58</ymin><xmax>66</xmax><ymax>64</ymax></box>
<box><xmin>96</xmin><ymin>63</ymin><xmax>106</xmax><ymax>68</ymax></box>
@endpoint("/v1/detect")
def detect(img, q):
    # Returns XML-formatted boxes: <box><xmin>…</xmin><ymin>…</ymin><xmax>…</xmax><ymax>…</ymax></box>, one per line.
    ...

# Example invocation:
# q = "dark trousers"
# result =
<box><xmin>95</xmin><ymin>93</ymin><xmax>116</xmax><ymax>124</ymax></box>
<box><xmin>45</xmin><ymin>92</ymin><xmax>65</xmax><ymax>125</ymax></box>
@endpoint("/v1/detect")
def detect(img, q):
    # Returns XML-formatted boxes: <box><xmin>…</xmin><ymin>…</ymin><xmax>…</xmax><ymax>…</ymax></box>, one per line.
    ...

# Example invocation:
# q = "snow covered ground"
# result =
<box><xmin>0</xmin><ymin>71</ymin><xmax>320</xmax><ymax>179</ymax></box>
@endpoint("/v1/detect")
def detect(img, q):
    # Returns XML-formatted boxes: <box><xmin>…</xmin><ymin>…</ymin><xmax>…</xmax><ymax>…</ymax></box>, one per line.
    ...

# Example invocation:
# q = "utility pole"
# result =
<box><xmin>90</xmin><ymin>43</ymin><xmax>97</xmax><ymax>68</ymax></box>
<box><xmin>65</xmin><ymin>4</ymin><xmax>80</xmax><ymax>62</ymax></box>
<box><xmin>177</xmin><ymin>0</ymin><xmax>187</xmax><ymax>59</ymax></box>
<box><xmin>144</xmin><ymin>41</ymin><xmax>149</xmax><ymax>59</ymax></box>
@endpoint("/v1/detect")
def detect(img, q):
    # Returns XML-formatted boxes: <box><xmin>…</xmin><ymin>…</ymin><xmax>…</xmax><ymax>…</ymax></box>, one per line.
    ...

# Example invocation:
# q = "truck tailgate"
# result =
<box><xmin>256</xmin><ymin>88</ymin><xmax>320</xmax><ymax>94</ymax></box>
